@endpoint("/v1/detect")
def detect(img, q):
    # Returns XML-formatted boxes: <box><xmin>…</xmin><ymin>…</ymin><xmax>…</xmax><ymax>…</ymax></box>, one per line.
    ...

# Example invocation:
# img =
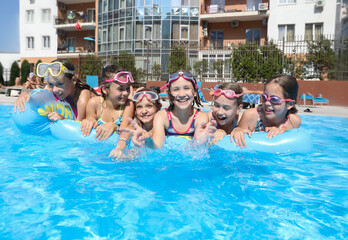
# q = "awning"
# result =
<box><xmin>83</xmin><ymin>37</ymin><xmax>95</xmax><ymax>41</ymax></box>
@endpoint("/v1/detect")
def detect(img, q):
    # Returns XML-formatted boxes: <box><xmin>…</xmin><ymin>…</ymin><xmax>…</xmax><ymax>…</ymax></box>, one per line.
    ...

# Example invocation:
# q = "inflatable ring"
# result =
<box><xmin>165</xmin><ymin>129</ymin><xmax>312</xmax><ymax>154</ymax></box>
<box><xmin>12</xmin><ymin>89</ymin><xmax>75</xmax><ymax>135</ymax></box>
<box><xmin>50</xmin><ymin>119</ymin><xmax>312</xmax><ymax>153</ymax></box>
<box><xmin>50</xmin><ymin>119</ymin><xmax>120</xmax><ymax>144</ymax></box>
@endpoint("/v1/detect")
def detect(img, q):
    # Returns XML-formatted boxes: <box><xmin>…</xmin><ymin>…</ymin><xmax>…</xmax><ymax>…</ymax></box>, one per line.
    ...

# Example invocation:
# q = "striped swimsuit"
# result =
<box><xmin>165</xmin><ymin>109</ymin><xmax>200</xmax><ymax>137</ymax></box>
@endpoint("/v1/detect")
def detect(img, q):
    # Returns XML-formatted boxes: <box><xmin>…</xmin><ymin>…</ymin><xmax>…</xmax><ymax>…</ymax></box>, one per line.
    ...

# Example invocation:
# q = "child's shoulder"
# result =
<box><xmin>288</xmin><ymin>113</ymin><xmax>301</xmax><ymax>128</ymax></box>
<box><xmin>243</xmin><ymin>107</ymin><xmax>259</xmax><ymax>117</ymax></box>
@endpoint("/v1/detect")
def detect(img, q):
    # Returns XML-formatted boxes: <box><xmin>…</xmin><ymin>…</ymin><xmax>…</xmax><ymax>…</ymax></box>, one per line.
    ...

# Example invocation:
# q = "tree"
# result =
<box><xmin>9</xmin><ymin>61</ymin><xmax>20</xmax><ymax>86</ymax></box>
<box><xmin>193</xmin><ymin>60</ymin><xmax>208</xmax><ymax>81</ymax></box>
<box><xmin>151</xmin><ymin>63</ymin><xmax>162</xmax><ymax>81</ymax></box>
<box><xmin>167</xmin><ymin>45</ymin><xmax>190</xmax><ymax>74</ymax></box>
<box><xmin>21</xmin><ymin>59</ymin><xmax>30</xmax><ymax>84</ymax></box>
<box><xmin>0</xmin><ymin>62</ymin><xmax>4</xmax><ymax>85</ymax></box>
<box><xmin>306</xmin><ymin>36</ymin><xmax>335</xmax><ymax>80</ymax></box>
<box><xmin>80</xmin><ymin>54</ymin><xmax>103</xmax><ymax>81</ymax></box>
<box><xmin>213</xmin><ymin>59</ymin><xmax>224</xmax><ymax>79</ymax></box>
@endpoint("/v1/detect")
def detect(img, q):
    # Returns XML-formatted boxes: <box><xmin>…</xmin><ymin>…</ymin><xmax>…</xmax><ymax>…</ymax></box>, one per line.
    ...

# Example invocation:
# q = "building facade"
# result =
<box><xmin>96</xmin><ymin>0</ymin><xmax>200</xmax><ymax>77</ymax></box>
<box><xmin>55</xmin><ymin>0</ymin><xmax>96</xmax><ymax>74</ymax></box>
<box><xmin>267</xmin><ymin>0</ymin><xmax>337</xmax><ymax>42</ymax></box>
<box><xmin>20</xmin><ymin>0</ymin><xmax>58</xmax><ymax>70</ymax></box>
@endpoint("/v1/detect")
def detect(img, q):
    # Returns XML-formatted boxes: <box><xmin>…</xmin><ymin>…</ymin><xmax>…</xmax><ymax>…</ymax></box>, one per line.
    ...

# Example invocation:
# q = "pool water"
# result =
<box><xmin>0</xmin><ymin>105</ymin><xmax>347</xmax><ymax>239</ymax></box>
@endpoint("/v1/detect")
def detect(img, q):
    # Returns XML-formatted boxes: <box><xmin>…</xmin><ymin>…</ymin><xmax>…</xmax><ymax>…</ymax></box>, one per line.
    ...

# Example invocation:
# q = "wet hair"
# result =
<box><xmin>51</xmin><ymin>58</ymin><xmax>97</xmax><ymax>95</ymax></box>
<box><xmin>100</xmin><ymin>64</ymin><xmax>126</xmax><ymax>99</ymax></box>
<box><xmin>167</xmin><ymin>69</ymin><xmax>202</xmax><ymax>111</ymax></box>
<box><xmin>265</xmin><ymin>75</ymin><xmax>298</xmax><ymax>114</ymax></box>
<box><xmin>216</xmin><ymin>83</ymin><xmax>244</xmax><ymax>106</ymax></box>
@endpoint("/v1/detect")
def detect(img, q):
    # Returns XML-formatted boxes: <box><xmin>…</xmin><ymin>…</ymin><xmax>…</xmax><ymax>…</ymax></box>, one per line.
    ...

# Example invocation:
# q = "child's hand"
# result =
<box><xmin>212</xmin><ymin>129</ymin><xmax>226</xmax><ymax>145</ymax></box>
<box><xmin>95</xmin><ymin>122</ymin><xmax>118</xmax><ymax>140</ymax></box>
<box><xmin>265</xmin><ymin>126</ymin><xmax>285</xmax><ymax>138</ymax></box>
<box><xmin>194</xmin><ymin>120</ymin><xmax>217</xmax><ymax>143</ymax></box>
<box><xmin>108</xmin><ymin>147</ymin><xmax>125</xmax><ymax>161</ymax></box>
<box><xmin>80</xmin><ymin>119</ymin><xmax>98</xmax><ymax>136</ymax></box>
<box><xmin>231</xmin><ymin>127</ymin><xmax>252</xmax><ymax>148</ymax></box>
<box><xmin>14</xmin><ymin>91</ymin><xmax>30</xmax><ymax>113</ymax></box>
<box><xmin>119</xmin><ymin>117</ymin><xmax>145</xmax><ymax>147</ymax></box>
<box><xmin>47</xmin><ymin>112</ymin><xmax>65</xmax><ymax>121</ymax></box>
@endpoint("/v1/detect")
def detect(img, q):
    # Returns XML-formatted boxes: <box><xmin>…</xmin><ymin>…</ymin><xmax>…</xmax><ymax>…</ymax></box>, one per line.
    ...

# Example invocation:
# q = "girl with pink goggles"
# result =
<box><xmin>103</xmin><ymin>71</ymin><xmax>134</xmax><ymax>84</ymax></box>
<box><xmin>160</xmin><ymin>71</ymin><xmax>200</xmax><ymax>90</ymax></box>
<box><xmin>213</xmin><ymin>89</ymin><xmax>243</xmax><ymax>99</ymax></box>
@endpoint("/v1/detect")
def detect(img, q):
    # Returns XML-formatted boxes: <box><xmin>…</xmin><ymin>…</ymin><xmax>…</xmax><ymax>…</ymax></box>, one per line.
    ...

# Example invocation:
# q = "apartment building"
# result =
<box><xmin>267</xmin><ymin>0</ymin><xmax>337</xmax><ymax>42</ymax></box>
<box><xmin>199</xmin><ymin>0</ymin><xmax>269</xmax><ymax>81</ymax></box>
<box><xmin>20</xmin><ymin>0</ymin><xmax>58</xmax><ymax>70</ymax></box>
<box><xmin>200</xmin><ymin>0</ymin><xmax>270</xmax><ymax>49</ymax></box>
<box><xmin>55</xmin><ymin>0</ymin><xmax>96</xmax><ymax>72</ymax></box>
<box><xmin>96</xmin><ymin>0</ymin><xmax>200</xmax><ymax>77</ymax></box>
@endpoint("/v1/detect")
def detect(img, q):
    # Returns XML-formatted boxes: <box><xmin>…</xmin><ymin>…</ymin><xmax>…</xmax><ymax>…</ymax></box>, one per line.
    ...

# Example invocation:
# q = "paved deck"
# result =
<box><xmin>2</xmin><ymin>94</ymin><xmax>348</xmax><ymax>118</ymax></box>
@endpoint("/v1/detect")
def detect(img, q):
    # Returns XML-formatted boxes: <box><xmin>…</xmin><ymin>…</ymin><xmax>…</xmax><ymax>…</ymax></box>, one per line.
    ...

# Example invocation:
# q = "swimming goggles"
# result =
<box><xmin>103</xmin><ymin>71</ymin><xmax>134</xmax><ymax>84</ymax></box>
<box><xmin>132</xmin><ymin>91</ymin><xmax>159</xmax><ymax>102</ymax></box>
<box><xmin>37</xmin><ymin>62</ymin><xmax>75</xmax><ymax>78</ymax></box>
<box><xmin>261</xmin><ymin>93</ymin><xmax>294</xmax><ymax>105</ymax></box>
<box><xmin>160</xmin><ymin>71</ymin><xmax>200</xmax><ymax>90</ymax></box>
<box><xmin>213</xmin><ymin>89</ymin><xmax>243</xmax><ymax>99</ymax></box>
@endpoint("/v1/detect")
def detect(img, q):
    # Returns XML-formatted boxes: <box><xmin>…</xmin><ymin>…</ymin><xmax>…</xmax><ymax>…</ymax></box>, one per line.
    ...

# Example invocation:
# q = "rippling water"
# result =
<box><xmin>0</xmin><ymin>105</ymin><xmax>347</xmax><ymax>239</ymax></box>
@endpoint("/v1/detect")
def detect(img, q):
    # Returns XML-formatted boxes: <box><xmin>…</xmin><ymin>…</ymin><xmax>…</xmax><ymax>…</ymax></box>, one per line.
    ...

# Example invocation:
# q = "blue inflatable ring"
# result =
<box><xmin>12</xmin><ymin>89</ymin><xmax>75</xmax><ymax>135</ymax></box>
<box><xmin>50</xmin><ymin>119</ymin><xmax>312</xmax><ymax>154</ymax></box>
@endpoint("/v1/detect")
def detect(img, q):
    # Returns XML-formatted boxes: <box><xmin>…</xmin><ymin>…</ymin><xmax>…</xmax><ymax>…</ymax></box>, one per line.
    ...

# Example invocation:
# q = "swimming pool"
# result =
<box><xmin>0</xmin><ymin>105</ymin><xmax>347</xmax><ymax>239</ymax></box>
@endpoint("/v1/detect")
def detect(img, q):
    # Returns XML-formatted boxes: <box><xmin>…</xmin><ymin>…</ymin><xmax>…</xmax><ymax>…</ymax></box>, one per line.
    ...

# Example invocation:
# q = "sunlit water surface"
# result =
<box><xmin>0</xmin><ymin>105</ymin><xmax>347</xmax><ymax>239</ymax></box>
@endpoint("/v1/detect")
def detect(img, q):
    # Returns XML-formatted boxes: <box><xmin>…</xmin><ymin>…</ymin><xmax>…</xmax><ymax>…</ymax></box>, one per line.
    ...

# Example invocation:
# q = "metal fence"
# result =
<box><xmin>81</xmin><ymin>35</ymin><xmax>348</xmax><ymax>83</ymax></box>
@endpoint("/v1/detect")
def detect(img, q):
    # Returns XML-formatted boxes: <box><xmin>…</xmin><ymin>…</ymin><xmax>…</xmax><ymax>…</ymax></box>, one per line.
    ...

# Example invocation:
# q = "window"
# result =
<box><xmin>30</xmin><ymin>0</ymin><xmax>35</xmax><ymax>4</ymax></box>
<box><xmin>119</xmin><ymin>27</ymin><xmax>125</xmax><ymax>40</ymax></box>
<box><xmin>26</xmin><ymin>10</ymin><xmax>34</xmax><ymax>23</ymax></box>
<box><xmin>180</xmin><ymin>25</ymin><xmax>189</xmax><ymax>40</ymax></box>
<box><xmin>305</xmin><ymin>23</ymin><xmax>323</xmax><ymax>40</ymax></box>
<box><xmin>42</xmin><ymin>36</ymin><xmax>50</xmax><ymax>49</ymax></box>
<box><xmin>42</xmin><ymin>9</ymin><xmax>50</xmax><ymax>22</ymax></box>
<box><xmin>246</xmin><ymin>29</ymin><xmax>261</xmax><ymax>44</ymax></box>
<box><xmin>279</xmin><ymin>0</ymin><xmax>296</xmax><ymax>3</ymax></box>
<box><xmin>144</xmin><ymin>25</ymin><xmax>152</xmax><ymax>40</ymax></box>
<box><xmin>247</xmin><ymin>0</ymin><xmax>261</xmax><ymax>11</ymax></box>
<box><xmin>27</xmin><ymin>37</ymin><xmax>34</xmax><ymax>49</ymax></box>
<box><xmin>87</xmin><ymin>9</ymin><xmax>95</xmax><ymax>22</ymax></box>
<box><xmin>278</xmin><ymin>24</ymin><xmax>295</xmax><ymax>41</ymax></box>
<box><xmin>210</xmin><ymin>30</ymin><xmax>224</xmax><ymax>49</ymax></box>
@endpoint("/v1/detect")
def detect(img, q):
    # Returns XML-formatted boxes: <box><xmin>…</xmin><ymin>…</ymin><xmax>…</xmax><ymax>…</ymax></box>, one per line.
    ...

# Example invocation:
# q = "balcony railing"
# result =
<box><xmin>57</xmin><ymin>45</ymin><xmax>95</xmax><ymax>54</ymax></box>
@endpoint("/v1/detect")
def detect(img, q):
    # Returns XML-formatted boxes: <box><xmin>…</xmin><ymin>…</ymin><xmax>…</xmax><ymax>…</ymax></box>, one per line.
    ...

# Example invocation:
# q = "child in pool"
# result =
<box><xmin>14</xmin><ymin>59</ymin><xmax>97</xmax><ymax>121</ymax></box>
<box><xmin>208</xmin><ymin>83</ymin><xmax>243</xmax><ymax>144</ymax></box>
<box><xmin>121</xmin><ymin>88</ymin><xmax>162</xmax><ymax>146</ymax></box>
<box><xmin>151</xmin><ymin>70</ymin><xmax>213</xmax><ymax>149</ymax></box>
<box><xmin>80</xmin><ymin>65</ymin><xmax>134</xmax><ymax>158</ymax></box>
<box><xmin>232</xmin><ymin>75</ymin><xmax>301</xmax><ymax>148</ymax></box>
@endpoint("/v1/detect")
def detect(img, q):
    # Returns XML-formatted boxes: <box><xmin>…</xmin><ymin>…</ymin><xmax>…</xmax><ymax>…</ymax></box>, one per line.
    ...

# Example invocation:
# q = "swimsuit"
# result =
<box><xmin>255</xmin><ymin>107</ymin><xmax>289</xmax><ymax>132</ymax></box>
<box><xmin>165</xmin><ymin>109</ymin><xmax>200</xmax><ymax>137</ymax></box>
<box><xmin>97</xmin><ymin>97</ymin><xmax>123</xmax><ymax>126</ymax></box>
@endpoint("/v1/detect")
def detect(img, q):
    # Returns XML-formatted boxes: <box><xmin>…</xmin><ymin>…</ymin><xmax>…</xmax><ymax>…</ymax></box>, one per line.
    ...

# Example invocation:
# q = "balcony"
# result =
<box><xmin>200</xmin><ymin>2</ymin><xmax>269</xmax><ymax>23</ymax></box>
<box><xmin>54</xmin><ymin>10</ymin><xmax>96</xmax><ymax>31</ymax></box>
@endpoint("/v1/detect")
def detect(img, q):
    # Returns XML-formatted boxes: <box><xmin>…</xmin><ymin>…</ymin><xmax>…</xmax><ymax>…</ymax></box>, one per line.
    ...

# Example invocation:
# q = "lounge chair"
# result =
<box><xmin>300</xmin><ymin>94</ymin><xmax>329</xmax><ymax>107</ymax></box>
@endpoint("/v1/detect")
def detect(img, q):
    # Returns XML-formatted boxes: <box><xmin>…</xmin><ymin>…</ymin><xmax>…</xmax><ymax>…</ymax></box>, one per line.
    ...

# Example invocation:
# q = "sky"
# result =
<box><xmin>0</xmin><ymin>0</ymin><xmax>19</xmax><ymax>53</ymax></box>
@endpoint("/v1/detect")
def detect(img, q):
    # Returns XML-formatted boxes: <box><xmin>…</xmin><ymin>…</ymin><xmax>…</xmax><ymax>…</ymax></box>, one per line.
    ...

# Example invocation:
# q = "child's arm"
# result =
<box><xmin>231</xmin><ymin>108</ymin><xmax>258</xmax><ymax>148</ymax></box>
<box><xmin>109</xmin><ymin>101</ymin><xmax>134</xmax><ymax>159</ymax></box>
<box><xmin>151</xmin><ymin>110</ymin><xmax>167</xmax><ymax>149</ymax></box>
<box><xmin>80</xmin><ymin>96</ymin><xmax>99</xmax><ymax>136</ymax></box>
<box><xmin>120</xmin><ymin>117</ymin><xmax>152</xmax><ymax>147</ymax></box>
<box><xmin>75</xmin><ymin>89</ymin><xmax>93</xmax><ymax>121</ymax></box>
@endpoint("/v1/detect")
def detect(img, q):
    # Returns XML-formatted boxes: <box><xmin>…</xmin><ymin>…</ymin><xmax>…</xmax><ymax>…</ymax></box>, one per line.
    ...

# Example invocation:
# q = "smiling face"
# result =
<box><xmin>212</xmin><ymin>95</ymin><xmax>241</xmax><ymax>127</ymax></box>
<box><xmin>47</xmin><ymin>74</ymin><xmax>74</xmax><ymax>100</ymax></box>
<box><xmin>135</xmin><ymin>97</ymin><xmax>158</xmax><ymax>124</ymax></box>
<box><xmin>262</xmin><ymin>82</ymin><xmax>293</xmax><ymax>122</ymax></box>
<box><xmin>103</xmin><ymin>82</ymin><xmax>131</xmax><ymax>105</ymax></box>
<box><xmin>169</xmin><ymin>77</ymin><xmax>196</xmax><ymax>110</ymax></box>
